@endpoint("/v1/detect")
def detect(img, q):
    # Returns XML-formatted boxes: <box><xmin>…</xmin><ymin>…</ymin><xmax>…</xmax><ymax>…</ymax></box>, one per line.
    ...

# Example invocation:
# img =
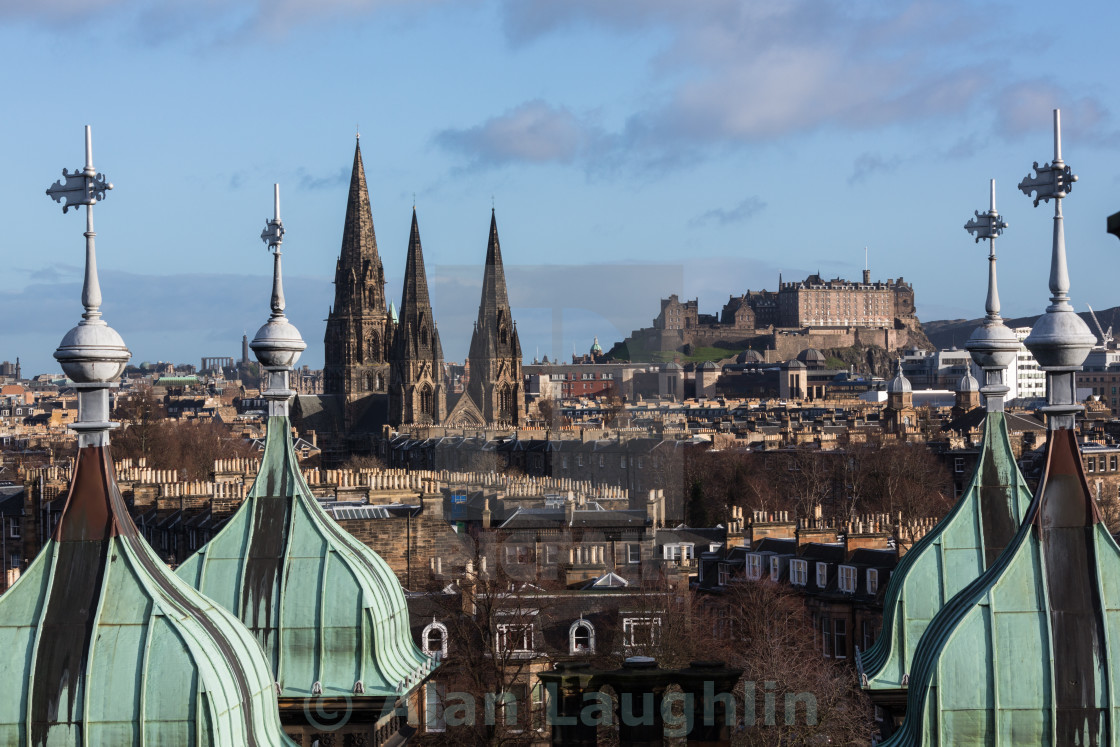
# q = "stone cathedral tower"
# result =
<box><xmin>389</xmin><ymin>209</ymin><xmax>446</xmax><ymax>426</ymax></box>
<box><xmin>450</xmin><ymin>209</ymin><xmax>525</xmax><ymax>425</ymax></box>
<box><xmin>323</xmin><ymin>137</ymin><xmax>393</xmax><ymax>398</ymax></box>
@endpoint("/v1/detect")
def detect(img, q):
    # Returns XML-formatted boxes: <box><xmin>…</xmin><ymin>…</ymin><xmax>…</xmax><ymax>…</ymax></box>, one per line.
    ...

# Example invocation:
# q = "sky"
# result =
<box><xmin>4</xmin><ymin>0</ymin><xmax>1120</xmax><ymax>376</ymax></box>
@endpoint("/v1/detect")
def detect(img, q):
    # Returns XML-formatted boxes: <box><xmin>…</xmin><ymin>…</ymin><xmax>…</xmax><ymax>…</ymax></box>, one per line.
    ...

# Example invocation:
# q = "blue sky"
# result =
<box><xmin>4</xmin><ymin>0</ymin><xmax>1120</xmax><ymax>376</ymax></box>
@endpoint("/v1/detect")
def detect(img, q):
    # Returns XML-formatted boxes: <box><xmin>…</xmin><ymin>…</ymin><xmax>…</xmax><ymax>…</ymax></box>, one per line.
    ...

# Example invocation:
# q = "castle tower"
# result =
<box><xmin>323</xmin><ymin>137</ymin><xmax>392</xmax><ymax>398</ymax></box>
<box><xmin>465</xmin><ymin>209</ymin><xmax>525</xmax><ymax>425</ymax></box>
<box><xmin>389</xmin><ymin>209</ymin><xmax>446</xmax><ymax>426</ymax></box>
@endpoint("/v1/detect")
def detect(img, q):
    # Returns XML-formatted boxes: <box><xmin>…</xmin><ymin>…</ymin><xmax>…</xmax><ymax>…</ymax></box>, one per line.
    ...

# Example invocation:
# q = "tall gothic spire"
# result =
<box><xmin>324</xmin><ymin>137</ymin><xmax>392</xmax><ymax>398</ymax></box>
<box><xmin>400</xmin><ymin>208</ymin><xmax>435</xmax><ymax>329</ymax></box>
<box><xmin>389</xmin><ymin>209</ymin><xmax>445</xmax><ymax>425</ymax></box>
<box><xmin>478</xmin><ymin>208</ymin><xmax>511</xmax><ymax>325</ymax></box>
<box><xmin>339</xmin><ymin>138</ymin><xmax>380</xmax><ymax>268</ymax></box>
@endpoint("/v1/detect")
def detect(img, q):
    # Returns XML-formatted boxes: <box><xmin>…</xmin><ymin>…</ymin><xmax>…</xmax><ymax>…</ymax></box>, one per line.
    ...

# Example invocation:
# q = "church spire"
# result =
<box><xmin>389</xmin><ymin>208</ymin><xmax>445</xmax><ymax>426</ymax></box>
<box><xmin>478</xmin><ymin>208</ymin><xmax>511</xmax><ymax>324</ymax></box>
<box><xmin>324</xmin><ymin>138</ymin><xmax>391</xmax><ymax>398</ymax></box>
<box><xmin>400</xmin><ymin>208</ymin><xmax>433</xmax><ymax>323</ymax></box>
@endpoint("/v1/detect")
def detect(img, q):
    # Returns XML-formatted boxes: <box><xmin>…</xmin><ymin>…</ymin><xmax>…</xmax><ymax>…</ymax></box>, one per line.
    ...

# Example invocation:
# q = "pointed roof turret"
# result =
<box><xmin>401</xmin><ymin>209</ymin><xmax>432</xmax><ymax>323</ymax></box>
<box><xmin>479</xmin><ymin>207</ymin><xmax>511</xmax><ymax>324</ymax></box>
<box><xmin>0</xmin><ymin>129</ymin><xmax>295</xmax><ymax>746</ymax></box>
<box><xmin>882</xmin><ymin>109</ymin><xmax>1120</xmax><ymax>747</ymax></box>
<box><xmin>179</xmin><ymin>187</ymin><xmax>432</xmax><ymax>704</ymax></box>
<box><xmin>340</xmin><ymin>137</ymin><xmax>380</xmax><ymax>266</ymax></box>
<box><xmin>858</xmin><ymin>179</ymin><xmax>1032</xmax><ymax>707</ymax></box>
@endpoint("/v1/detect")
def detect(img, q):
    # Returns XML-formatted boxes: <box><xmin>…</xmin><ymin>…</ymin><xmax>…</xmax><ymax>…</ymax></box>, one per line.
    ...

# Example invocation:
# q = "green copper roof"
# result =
<box><xmin>883</xmin><ymin>429</ymin><xmax>1120</xmax><ymax>746</ymax></box>
<box><xmin>177</xmin><ymin>415</ymin><xmax>431</xmax><ymax>698</ymax></box>
<box><xmin>0</xmin><ymin>444</ymin><xmax>296</xmax><ymax>746</ymax></box>
<box><xmin>859</xmin><ymin>411</ymin><xmax>1032</xmax><ymax>691</ymax></box>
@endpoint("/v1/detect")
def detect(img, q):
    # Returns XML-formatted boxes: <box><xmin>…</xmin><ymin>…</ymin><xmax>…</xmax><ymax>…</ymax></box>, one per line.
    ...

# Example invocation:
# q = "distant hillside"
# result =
<box><xmin>924</xmin><ymin>305</ymin><xmax>1120</xmax><ymax>350</ymax></box>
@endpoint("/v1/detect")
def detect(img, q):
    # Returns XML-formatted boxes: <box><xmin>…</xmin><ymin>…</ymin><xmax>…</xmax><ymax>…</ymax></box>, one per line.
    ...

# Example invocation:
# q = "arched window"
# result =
<box><xmin>422</xmin><ymin>620</ymin><xmax>448</xmax><ymax>659</ymax></box>
<box><xmin>420</xmin><ymin>384</ymin><xmax>434</xmax><ymax>416</ymax></box>
<box><xmin>421</xmin><ymin>325</ymin><xmax>429</xmax><ymax>347</ymax></box>
<box><xmin>366</xmin><ymin>373</ymin><xmax>374</xmax><ymax>391</ymax></box>
<box><xmin>569</xmin><ymin>619</ymin><xmax>595</xmax><ymax>655</ymax></box>
<box><xmin>498</xmin><ymin>383</ymin><xmax>513</xmax><ymax>421</ymax></box>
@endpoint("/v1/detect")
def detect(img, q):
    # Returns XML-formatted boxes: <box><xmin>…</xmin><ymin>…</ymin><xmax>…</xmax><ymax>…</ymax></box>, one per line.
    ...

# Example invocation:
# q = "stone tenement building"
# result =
<box><xmin>622</xmin><ymin>268</ymin><xmax>925</xmax><ymax>360</ymax></box>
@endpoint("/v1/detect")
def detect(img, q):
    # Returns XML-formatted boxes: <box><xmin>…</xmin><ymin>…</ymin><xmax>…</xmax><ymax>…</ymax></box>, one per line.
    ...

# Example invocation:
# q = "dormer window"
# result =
<box><xmin>422</xmin><ymin>621</ymin><xmax>448</xmax><ymax>659</ymax></box>
<box><xmin>746</xmin><ymin>554</ymin><xmax>762</xmax><ymax>580</ymax></box>
<box><xmin>569</xmin><ymin>620</ymin><xmax>595</xmax><ymax>654</ymax></box>
<box><xmin>816</xmin><ymin>562</ymin><xmax>828</xmax><ymax>588</ymax></box>
<box><xmin>790</xmin><ymin>559</ymin><xmax>808</xmax><ymax>586</ymax></box>
<box><xmin>839</xmin><ymin>565</ymin><xmax>857</xmax><ymax>593</ymax></box>
<box><xmin>867</xmin><ymin>568</ymin><xmax>879</xmax><ymax>595</ymax></box>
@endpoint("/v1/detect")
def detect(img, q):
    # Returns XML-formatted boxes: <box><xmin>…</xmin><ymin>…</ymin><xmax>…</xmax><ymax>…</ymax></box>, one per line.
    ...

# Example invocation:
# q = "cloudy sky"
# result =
<box><xmin>4</xmin><ymin>0</ymin><xmax>1120</xmax><ymax>375</ymax></box>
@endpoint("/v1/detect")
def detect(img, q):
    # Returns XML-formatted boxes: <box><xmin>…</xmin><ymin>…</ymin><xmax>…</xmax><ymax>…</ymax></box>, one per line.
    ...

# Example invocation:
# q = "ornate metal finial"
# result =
<box><xmin>964</xmin><ymin>179</ymin><xmax>1009</xmax><ymax>322</ymax></box>
<box><xmin>46</xmin><ymin>126</ymin><xmax>115</xmax><ymax>325</ymax></box>
<box><xmin>964</xmin><ymin>180</ymin><xmax>1017</xmax><ymax>413</ymax></box>
<box><xmin>1019</xmin><ymin>108</ymin><xmax>1078</xmax><ymax>312</ymax></box>
<box><xmin>48</xmin><ymin>126</ymin><xmax>131</xmax><ymax>443</ymax></box>
<box><xmin>261</xmin><ymin>183</ymin><xmax>284</xmax><ymax>252</ymax></box>
<box><xmin>1020</xmin><ymin>109</ymin><xmax>1096</xmax><ymax>430</ymax></box>
<box><xmin>46</xmin><ymin>126</ymin><xmax>113</xmax><ymax>214</ymax></box>
<box><xmin>250</xmin><ymin>184</ymin><xmax>306</xmax><ymax>417</ymax></box>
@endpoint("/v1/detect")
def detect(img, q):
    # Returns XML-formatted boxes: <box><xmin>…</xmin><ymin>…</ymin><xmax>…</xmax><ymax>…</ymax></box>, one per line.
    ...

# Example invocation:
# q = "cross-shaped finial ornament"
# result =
<box><xmin>964</xmin><ymin>180</ymin><xmax>1008</xmax><ymax>243</ymax></box>
<box><xmin>261</xmin><ymin>183</ymin><xmax>284</xmax><ymax>251</ymax></box>
<box><xmin>1018</xmin><ymin>109</ymin><xmax>1077</xmax><ymax>207</ymax></box>
<box><xmin>46</xmin><ymin>126</ymin><xmax>112</xmax><ymax>213</ymax></box>
<box><xmin>965</xmin><ymin>180</ymin><xmax>1008</xmax><ymax>322</ymax></box>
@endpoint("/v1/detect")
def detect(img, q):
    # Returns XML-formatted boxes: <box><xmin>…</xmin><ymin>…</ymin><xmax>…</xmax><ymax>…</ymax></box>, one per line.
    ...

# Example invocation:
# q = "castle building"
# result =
<box><xmin>323</xmin><ymin>137</ymin><xmax>393</xmax><ymax>398</ymax></box>
<box><xmin>389</xmin><ymin>209</ymin><xmax>446</xmax><ymax>426</ymax></box>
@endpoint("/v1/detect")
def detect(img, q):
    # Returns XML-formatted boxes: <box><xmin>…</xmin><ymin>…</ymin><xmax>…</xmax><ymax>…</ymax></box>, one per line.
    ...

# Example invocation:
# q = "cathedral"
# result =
<box><xmin>296</xmin><ymin>138</ymin><xmax>524</xmax><ymax>459</ymax></box>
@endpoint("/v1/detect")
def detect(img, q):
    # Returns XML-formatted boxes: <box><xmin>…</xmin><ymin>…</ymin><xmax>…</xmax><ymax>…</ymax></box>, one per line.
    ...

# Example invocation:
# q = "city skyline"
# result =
<box><xmin>4</xmin><ymin>0</ymin><xmax>1120</xmax><ymax>375</ymax></box>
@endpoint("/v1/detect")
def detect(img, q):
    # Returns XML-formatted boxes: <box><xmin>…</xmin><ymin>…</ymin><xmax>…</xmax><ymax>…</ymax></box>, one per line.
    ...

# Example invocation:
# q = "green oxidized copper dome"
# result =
<box><xmin>176</xmin><ymin>415</ymin><xmax>432</xmax><ymax>698</ymax></box>
<box><xmin>0</xmin><ymin>130</ymin><xmax>295</xmax><ymax>746</ymax></box>
<box><xmin>177</xmin><ymin>190</ymin><xmax>431</xmax><ymax>700</ymax></box>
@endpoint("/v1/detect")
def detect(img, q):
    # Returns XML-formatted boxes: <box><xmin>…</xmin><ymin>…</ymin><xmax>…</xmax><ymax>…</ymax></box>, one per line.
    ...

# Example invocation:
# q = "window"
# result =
<box><xmin>623</xmin><ymin>617</ymin><xmax>661</xmax><ymax>648</ymax></box>
<box><xmin>862</xmin><ymin>620</ymin><xmax>875</xmax><ymax>651</ymax></box>
<box><xmin>954</xmin><ymin>457</ymin><xmax>965</xmax><ymax>473</ymax></box>
<box><xmin>577</xmin><ymin>455</ymin><xmax>583</xmax><ymax>468</ymax></box>
<box><xmin>561</xmin><ymin>456</ymin><xmax>569</xmax><ymax>469</ymax></box>
<box><xmin>637</xmin><ymin>457</ymin><xmax>644</xmax><ymax>469</ymax></box>
<box><xmin>497</xmin><ymin>623</ymin><xmax>533</xmax><ymax>654</ymax></box>
<box><xmin>9</xmin><ymin>553</ymin><xmax>19</xmax><ymax>570</ymax></box>
<box><xmin>620</xmin><ymin>456</ymin><xmax>626</xmax><ymax>468</ymax></box>
<box><xmin>867</xmin><ymin>568</ymin><xmax>879</xmax><ymax>595</ymax></box>
<box><xmin>628</xmin><ymin>544</ymin><xmax>641</xmax><ymax>564</ymax></box>
<box><xmin>569</xmin><ymin>620</ymin><xmax>595</xmax><ymax>654</ymax></box>
<box><xmin>544</xmin><ymin>545</ymin><xmax>557</xmax><ymax>565</ymax></box>
<box><xmin>1112</xmin><ymin>456</ymin><xmax>1118</xmax><ymax>472</ymax></box>
<box><xmin>839</xmin><ymin>565</ymin><xmax>857</xmax><ymax>593</ymax></box>
<box><xmin>821</xmin><ymin>616</ymin><xmax>832</xmax><ymax>657</ymax></box>
<box><xmin>790</xmin><ymin>559</ymin><xmax>808</xmax><ymax>586</ymax></box>
<box><xmin>1087</xmin><ymin>457</ymin><xmax>1096</xmax><ymax>473</ymax></box>
<box><xmin>833</xmin><ymin>619</ymin><xmax>848</xmax><ymax>659</ymax></box>
<box><xmin>425</xmin><ymin>682</ymin><xmax>446</xmax><ymax>733</ymax></box>
<box><xmin>504</xmin><ymin>545</ymin><xmax>530</xmax><ymax>565</ymax></box>
<box><xmin>422</xmin><ymin>621</ymin><xmax>448</xmax><ymax>659</ymax></box>
<box><xmin>599</xmin><ymin>456</ymin><xmax>604</xmax><ymax>468</ymax></box>
<box><xmin>746</xmin><ymin>554</ymin><xmax>762</xmax><ymax>580</ymax></box>
<box><xmin>816</xmin><ymin>562</ymin><xmax>828</xmax><ymax>588</ymax></box>
<box><xmin>663</xmin><ymin>543</ymin><xmax>694</xmax><ymax>562</ymax></box>
<box><xmin>8</xmin><ymin>518</ymin><xmax>18</xmax><ymax>539</ymax></box>
<box><xmin>769</xmin><ymin>556</ymin><xmax>781</xmax><ymax>582</ymax></box>
<box><xmin>718</xmin><ymin>562</ymin><xmax>730</xmax><ymax>586</ymax></box>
